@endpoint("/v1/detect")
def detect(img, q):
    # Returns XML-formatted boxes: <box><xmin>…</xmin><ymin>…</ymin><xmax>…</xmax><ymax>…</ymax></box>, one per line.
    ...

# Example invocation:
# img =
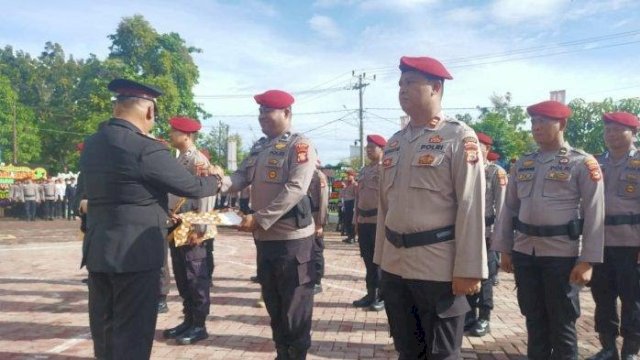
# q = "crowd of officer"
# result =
<box><xmin>71</xmin><ymin>51</ymin><xmax>640</xmax><ymax>360</ymax></box>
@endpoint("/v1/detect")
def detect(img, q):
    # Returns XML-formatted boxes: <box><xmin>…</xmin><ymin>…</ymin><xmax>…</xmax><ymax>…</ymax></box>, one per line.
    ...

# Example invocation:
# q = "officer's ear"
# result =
<box><xmin>558</xmin><ymin>119</ymin><xmax>568</xmax><ymax>131</ymax></box>
<box><xmin>283</xmin><ymin>107</ymin><xmax>292</xmax><ymax>120</ymax></box>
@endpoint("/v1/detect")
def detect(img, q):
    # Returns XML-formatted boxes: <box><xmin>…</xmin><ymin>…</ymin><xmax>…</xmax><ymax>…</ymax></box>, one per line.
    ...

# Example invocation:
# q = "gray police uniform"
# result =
<box><xmin>590</xmin><ymin>149</ymin><xmax>640</xmax><ymax>355</ymax></box>
<box><xmin>308</xmin><ymin>168</ymin><xmax>328</xmax><ymax>285</ymax></box>
<box><xmin>374</xmin><ymin>117</ymin><xmax>488</xmax><ymax>359</ymax></box>
<box><xmin>492</xmin><ymin>144</ymin><xmax>605</xmax><ymax>359</ymax></box>
<box><xmin>221</xmin><ymin>131</ymin><xmax>317</xmax><ymax>359</ymax></box>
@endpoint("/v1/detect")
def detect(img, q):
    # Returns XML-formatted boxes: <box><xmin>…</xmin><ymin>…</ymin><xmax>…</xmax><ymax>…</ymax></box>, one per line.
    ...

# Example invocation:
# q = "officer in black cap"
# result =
<box><xmin>80</xmin><ymin>78</ymin><xmax>221</xmax><ymax>360</ymax></box>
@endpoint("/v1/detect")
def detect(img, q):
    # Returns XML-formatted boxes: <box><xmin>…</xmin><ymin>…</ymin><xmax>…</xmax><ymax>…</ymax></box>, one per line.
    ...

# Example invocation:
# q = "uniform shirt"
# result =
<box><xmin>485</xmin><ymin>162</ymin><xmax>507</xmax><ymax>240</ymax></box>
<box><xmin>221</xmin><ymin>131</ymin><xmax>317</xmax><ymax>241</ymax></box>
<box><xmin>599</xmin><ymin>148</ymin><xmax>640</xmax><ymax>247</ymax></box>
<box><xmin>21</xmin><ymin>183</ymin><xmax>40</xmax><ymax>202</ymax></box>
<box><xmin>308</xmin><ymin>169</ymin><xmax>329</xmax><ymax>227</ymax></box>
<box><xmin>492</xmin><ymin>144</ymin><xmax>605</xmax><ymax>263</ymax></box>
<box><xmin>355</xmin><ymin>163</ymin><xmax>381</xmax><ymax>224</ymax></box>
<box><xmin>55</xmin><ymin>183</ymin><xmax>66</xmax><ymax>200</ymax></box>
<box><xmin>373</xmin><ymin>117</ymin><xmax>488</xmax><ymax>281</ymax></box>
<box><xmin>167</xmin><ymin>145</ymin><xmax>216</xmax><ymax>234</ymax></box>
<box><xmin>9</xmin><ymin>183</ymin><xmax>22</xmax><ymax>201</ymax></box>
<box><xmin>340</xmin><ymin>182</ymin><xmax>356</xmax><ymax>201</ymax></box>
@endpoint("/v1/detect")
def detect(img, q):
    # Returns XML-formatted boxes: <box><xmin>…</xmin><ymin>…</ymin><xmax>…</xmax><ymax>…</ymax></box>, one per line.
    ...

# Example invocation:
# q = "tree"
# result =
<box><xmin>0</xmin><ymin>75</ymin><xmax>40</xmax><ymax>164</ymax></box>
<box><xmin>469</xmin><ymin>92</ymin><xmax>535</xmax><ymax>162</ymax></box>
<box><xmin>566</xmin><ymin>97</ymin><xmax>640</xmax><ymax>154</ymax></box>
<box><xmin>108</xmin><ymin>15</ymin><xmax>207</xmax><ymax>137</ymax></box>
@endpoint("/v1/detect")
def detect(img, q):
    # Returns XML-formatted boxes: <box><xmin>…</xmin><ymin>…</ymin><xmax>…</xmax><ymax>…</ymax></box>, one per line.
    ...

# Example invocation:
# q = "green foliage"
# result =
<box><xmin>0</xmin><ymin>14</ymin><xmax>223</xmax><ymax>173</ymax></box>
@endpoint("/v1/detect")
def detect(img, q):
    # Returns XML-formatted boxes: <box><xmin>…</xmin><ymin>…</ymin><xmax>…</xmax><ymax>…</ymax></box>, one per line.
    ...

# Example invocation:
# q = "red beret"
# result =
<box><xmin>527</xmin><ymin>100</ymin><xmax>572</xmax><ymax>120</ymax></box>
<box><xmin>76</xmin><ymin>142</ymin><xmax>84</xmax><ymax>152</ymax></box>
<box><xmin>399</xmin><ymin>56</ymin><xmax>453</xmax><ymax>80</ymax></box>
<box><xmin>476</xmin><ymin>132</ymin><xmax>493</xmax><ymax>145</ymax></box>
<box><xmin>254</xmin><ymin>90</ymin><xmax>294</xmax><ymax>109</ymax></box>
<box><xmin>487</xmin><ymin>152</ymin><xmax>500</xmax><ymax>161</ymax></box>
<box><xmin>603</xmin><ymin>112</ymin><xmax>639</xmax><ymax>129</ymax></box>
<box><xmin>366</xmin><ymin>134</ymin><xmax>387</xmax><ymax>147</ymax></box>
<box><xmin>169</xmin><ymin>117</ymin><xmax>202</xmax><ymax>133</ymax></box>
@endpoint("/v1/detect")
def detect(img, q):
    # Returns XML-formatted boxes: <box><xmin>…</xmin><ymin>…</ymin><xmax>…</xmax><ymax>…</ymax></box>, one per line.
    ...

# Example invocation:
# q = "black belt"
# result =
<box><xmin>485</xmin><ymin>216</ymin><xmax>495</xmax><ymax>227</ymax></box>
<box><xmin>605</xmin><ymin>214</ymin><xmax>640</xmax><ymax>226</ymax></box>
<box><xmin>385</xmin><ymin>225</ymin><xmax>455</xmax><ymax>249</ymax></box>
<box><xmin>513</xmin><ymin>218</ymin><xmax>583</xmax><ymax>240</ymax></box>
<box><xmin>358</xmin><ymin>208</ymin><xmax>378</xmax><ymax>217</ymax></box>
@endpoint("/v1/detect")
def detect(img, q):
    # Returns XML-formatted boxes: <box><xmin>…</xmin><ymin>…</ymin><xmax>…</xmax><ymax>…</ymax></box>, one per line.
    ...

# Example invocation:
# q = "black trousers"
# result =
<box><xmin>257</xmin><ymin>236</ymin><xmax>315</xmax><ymax>355</ymax></box>
<box><xmin>312</xmin><ymin>235</ymin><xmax>324</xmax><ymax>285</ymax></box>
<box><xmin>381</xmin><ymin>270</ymin><xmax>469</xmax><ymax>360</ymax></box>
<box><xmin>591</xmin><ymin>246</ymin><xmax>640</xmax><ymax>339</ymax></box>
<box><xmin>44</xmin><ymin>199</ymin><xmax>55</xmax><ymax>219</ymax></box>
<box><xmin>467</xmin><ymin>248</ymin><xmax>498</xmax><ymax>319</ymax></box>
<box><xmin>205</xmin><ymin>239</ymin><xmax>215</xmax><ymax>280</ymax></box>
<box><xmin>159</xmin><ymin>244</ymin><xmax>170</xmax><ymax>299</ymax></box>
<box><xmin>88</xmin><ymin>269</ymin><xmax>160</xmax><ymax>360</ymax></box>
<box><xmin>24</xmin><ymin>200</ymin><xmax>36</xmax><ymax>221</ymax></box>
<box><xmin>170</xmin><ymin>241</ymin><xmax>211</xmax><ymax>326</ymax></box>
<box><xmin>512</xmin><ymin>251</ymin><xmax>580</xmax><ymax>360</ymax></box>
<box><xmin>342</xmin><ymin>200</ymin><xmax>355</xmax><ymax>238</ymax></box>
<box><xmin>357</xmin><ymin>223</ymin><xmax>380</xmax><ymax>292</ymax></box>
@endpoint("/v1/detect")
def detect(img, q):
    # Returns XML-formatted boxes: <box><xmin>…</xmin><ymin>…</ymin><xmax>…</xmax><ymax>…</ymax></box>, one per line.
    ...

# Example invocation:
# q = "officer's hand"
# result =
<box><xmin>237</xmin><ymin>214</ymin><xmax>259</xmax><ymax>232</ymax></box>
<box><xmin>452</xmin><ymin>277</ymin><xmax>481</xmax><ymax>296</ymax></box>
<box><xmin>569</xmin><ymin>261</ymin><xmax>592</xmax><ymax>286</ymax></box>
<box><xmin>500</xmin><ymin>253</ymin><xmax>514</xmax><ymax>273</ymax></box>
<box><xmin>208</xmin><ymin>164</ymin><xmax>225</xmax><ymax>178</ymax></box>
<box><xmin>187</xmin><ymin>232</ymin><xmax>202</xmax><ymax>246</ymax></box>
<box><xmin>78</xmin><ymin>199</ymin><xmax>88</xmax><ymax>214</ymax></box>
<box><xmin>315</xmin><ymin>225</ymin><xmax>324</xmax><ymax>238</ymax></box>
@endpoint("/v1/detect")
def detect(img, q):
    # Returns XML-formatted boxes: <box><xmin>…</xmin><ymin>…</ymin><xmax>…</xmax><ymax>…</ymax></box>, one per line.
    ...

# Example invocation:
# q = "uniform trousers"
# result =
<box><xmin>44</xmin><ymin>199</ymin><xmax>54</xmax><ymax>219</ymax></box>
<box><xmin>342</xmin><ymin>200</ymin><xmax>355</xmax><ymax>238</ymax></box>
<box><xmin>312</xmin><ymin>235</ymin><xmax>324</xmax><ymax>285</ymax></box>
<box><xmin>381</xmin><ymin>270</ymin><xmax>469</xmax><ymax>360</ymax></box>
<box><xmin>257</xmin><ymin>236</ymin><xmax>315</xmax><ymax>358</ymax></box>
<box><xmin>357</xmin><ymin>223</ymin><xmax>380</xmax><ymax>292</ymax></box>
<box><xmin>24</xmin><ymin>200</ymin><xmax>36</xmax><ymax>221</ymax></box>
<box><xmin>512</xmin><ymin>251</ymin><xmax>580</xmax><ymax>360</ymax></box>
<box><xmin>170</xmin><ymin>241</ymin><xmax>211</xmax><ymax>325</ymax></box>
<box><xmin>467</xmin><ymin>248</ymin><xmax>498</xmax><ymax>319</ymax></box>
<box><xmin>590</xmin><ymin>246</ymin><xmax>640</xmax><ymax>340</ymax></box>
<box><xmin>88</xmin><ymin>269</ymin><xmax>160</xmax><ymax>360</ymax></box>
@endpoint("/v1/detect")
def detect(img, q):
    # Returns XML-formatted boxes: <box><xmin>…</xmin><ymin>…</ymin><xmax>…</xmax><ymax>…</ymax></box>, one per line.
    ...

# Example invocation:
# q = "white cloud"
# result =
<box><xmin>360</xmin><ymin>0</ymin><xmax>439</xmax><ymax>11</ymax></box>
<box><xmin>490</xmin><ymin>0</ymin><xmax>568</xmax><ymax>25</ymax></box>
<box><xmin>308</xmin><ymin>15</ymin><xmax>343</xmax><ymax>40</ymax></box>
<box><xmin>445</xmin><ymin>6</ymin><xmax>485</xmax><ymax>24</ymax></box>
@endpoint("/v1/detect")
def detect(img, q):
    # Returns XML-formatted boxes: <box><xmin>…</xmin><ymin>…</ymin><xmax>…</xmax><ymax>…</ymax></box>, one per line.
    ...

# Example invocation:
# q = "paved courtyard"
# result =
<box><xmin>0</xmin><ymin>219</ymin><xmax>607</xmax><ymax>359</ymax></box>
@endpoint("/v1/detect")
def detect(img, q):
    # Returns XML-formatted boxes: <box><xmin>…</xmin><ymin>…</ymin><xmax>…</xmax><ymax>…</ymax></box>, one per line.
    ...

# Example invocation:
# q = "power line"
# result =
<box><xmin>195</xmin><ymin>85</ymin><xmax>349</xmax><ymax>99</ymax></box>
<box><xmin>301</xmin><ymin>111</ymin><xmax>358</xmax><ymax>134</ymax></box>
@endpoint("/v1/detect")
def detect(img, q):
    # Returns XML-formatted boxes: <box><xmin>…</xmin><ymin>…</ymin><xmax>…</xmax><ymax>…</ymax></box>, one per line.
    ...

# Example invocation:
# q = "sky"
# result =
<box><xmin>1</xmin><ymin>0</ymin><xmax>640</xmax><ymax>164</ymax></box>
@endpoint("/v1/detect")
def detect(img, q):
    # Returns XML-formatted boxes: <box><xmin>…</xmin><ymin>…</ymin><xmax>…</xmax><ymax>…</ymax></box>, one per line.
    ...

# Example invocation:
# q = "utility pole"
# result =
<box><xmin>12</xmin><ymin>100</ymin><xmax>17</xmax><ymax>164</ymax></box>
<box><xmin>351</xmin><ymin>71</ymin><xmax>375</xmax><ymax>168</ymax></box>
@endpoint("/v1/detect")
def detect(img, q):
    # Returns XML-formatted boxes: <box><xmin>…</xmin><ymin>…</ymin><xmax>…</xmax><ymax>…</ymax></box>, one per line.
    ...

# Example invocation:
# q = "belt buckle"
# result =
<box><xmin>399</xmin><ymin>233</ymin><xmax>408</xmax><ymax>248</ymax></box>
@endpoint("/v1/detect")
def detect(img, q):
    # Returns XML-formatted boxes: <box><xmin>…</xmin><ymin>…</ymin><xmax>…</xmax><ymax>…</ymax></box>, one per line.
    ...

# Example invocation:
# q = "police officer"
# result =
<box><xmin>42</xmin><ymin>177</ymin><xmax>56</xmax><ymax>220</ymax></box>
<box><xmin>308</xmin><ymin>158</ymin><xmax>329</xmax><ymax>294</ymax></box>
<box><xmin>79</xmin><ymin>78</ymin><xmax>220</xmax><ymax>360</ymax></box>
<box><xmin>588</xmin><ymin>112</ymin><xmax>640</xmax><ymax>360</ymax></box>
<box><xmin>492</xmin><ymin>100</ymin><xmax>605</xmax><ymax>360</ymax></box>
<box><xmin>21</xmin><ymin>177</ymin><xmax>39</xmax><ymax>221</ymax></box>
<box><xmin>465</xmin><ymin>132</ymin><xmax>507</xmax><ymax>337</ymax></box>
<box><xmin>216</xmin><ymin>89</ymin><xmax>318</xmax><ymax>360</ymax></box>
<box><xmin>9</xmin><ymin>180</ymin><xmax>23</xmax><ymax>219</ymax></box>
<box><xmin>374</xmin><ymin>56</ymin><xmax>487</xmax><ymax>359</ymax></box>
<box><xmin>162</xmin><ymin>116</ymin><xmax>216</xmax><ymax>345</ymax></box>
<box><xmin>352</xmin><ymin>134</ymin><xmax>386</xmax><ymax>312</ymax></box>
<box><xmin>341</xmin><ymin>172</ymin><xmax>357</xmax><ymax>243</ymax></box>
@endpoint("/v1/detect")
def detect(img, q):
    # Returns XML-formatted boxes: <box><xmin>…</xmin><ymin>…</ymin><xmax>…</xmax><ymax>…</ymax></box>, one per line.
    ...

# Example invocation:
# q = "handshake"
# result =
<box><xmin>207</xmin><ymin>164</ymin><xmax>225</xmax><ymax>178</ymax></box>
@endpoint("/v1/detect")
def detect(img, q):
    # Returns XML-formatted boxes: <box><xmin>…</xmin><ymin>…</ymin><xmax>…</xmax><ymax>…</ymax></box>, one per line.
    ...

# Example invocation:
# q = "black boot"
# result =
<box><xmin>287</xmin><ymin>346</ymin><xmax>307</xmax><ymax>360</ymax></box>
<box><xmin>622</xmin><ymin>337</ymin><xmax>640</xmax><ymax>360</ymax></box>
<box><xmin>369</xmin><ymin>288</ymin><xmax>385</xmax><ymax>312</ymax></box>
<box><xmin>163</xmin><ymin>320</ymin><xmax>192</xmax><ymax>339</ymax></box>
<box><xmin>176</xmin><ymin>325</ymin><xmax>208</xmax><ymax>345</ymax></box>
<box><xmin>470</xmin><ymin>308</ymin><xmax>491</xmax><ymax>337</ymax></box>
<box><xmin>464</xmin><ymin>309</ymin><xmax>477</xmax><ymax>332</ymax></box>
<box><xmin>353</xmin><ymin>290</ymin><xmax>374</xmax><ymax>308</ymax></box>
<box><xmin>275</xmin><ymin>344</ymin><xmax>289</xmax><ymax>360</ymax></box>
<box><xmin>587</xmin><ymin>334</ymin><xmax>619</xmax><ymax>360</ymax></box>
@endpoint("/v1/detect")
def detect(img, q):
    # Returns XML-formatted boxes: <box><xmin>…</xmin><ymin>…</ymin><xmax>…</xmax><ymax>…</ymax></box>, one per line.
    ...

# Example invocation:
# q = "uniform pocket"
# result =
<box><xmin>516</xmin><ymin>178</ymin><xmax>534</xmax><ymax>198</ymax></box>
<box><xmin>295</xmin><ymin>252</ymin><xmax>314</xmax><ymax>286</ymax></box>
<box><xmin>264</xmin><ymin>158</ymin><xmax>285</xmax><ymax>183</ymax></box>
<box><xmin>542</xmin><ymin>172</ymin><xmax>578</xmax><ymax>199</ymax></box>
<box><xmin>617</xmin><ymin>178</ymin><xmax>640</xmax><ymax>198</ymax></box>
<box><xmin>409</xmin><ymin>152</ymin><xmax>444</xmax><ymax>191</ymax></box>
